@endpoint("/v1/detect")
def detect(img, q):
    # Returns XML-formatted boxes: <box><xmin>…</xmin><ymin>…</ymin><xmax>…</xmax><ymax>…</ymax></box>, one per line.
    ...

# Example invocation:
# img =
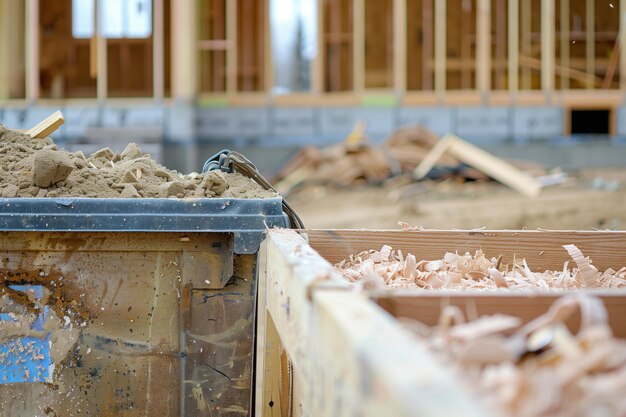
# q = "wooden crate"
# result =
<box><xmin>255</xmin><ymin>229</ymin><xmax>626</xmax><ymax>417</ymax></box>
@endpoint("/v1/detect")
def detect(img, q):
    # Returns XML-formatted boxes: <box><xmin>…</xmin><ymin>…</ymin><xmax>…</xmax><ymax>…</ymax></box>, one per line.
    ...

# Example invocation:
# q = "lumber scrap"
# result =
<box><xmin>25</xmin><ymin>110</ymin><xmax>64</xmax><ymax>138</ymax></box>
<box><xmin>257</xmin><ymin>229</ymin><xmax>491</xmax><ymax>417</ymax></box>
<box><xmin>413</xmin><ymin>135</ymin><xmax>454</xmax><ymax>179</ymax></box>
<box><xmin>414</xmin><ymin>134</ymin><xmax>543</xmax><ymax>198</ymax></box>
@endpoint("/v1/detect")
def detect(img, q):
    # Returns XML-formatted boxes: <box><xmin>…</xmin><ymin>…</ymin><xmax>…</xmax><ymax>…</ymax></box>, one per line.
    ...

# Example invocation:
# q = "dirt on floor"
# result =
<box><xmin>288</xmin><ymin>169</ymin><xmax>626</xmax><ymax>230</ymax></box>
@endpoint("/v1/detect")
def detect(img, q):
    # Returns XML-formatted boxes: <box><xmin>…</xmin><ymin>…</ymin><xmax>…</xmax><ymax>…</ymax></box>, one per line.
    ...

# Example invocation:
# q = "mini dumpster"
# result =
<box><xmin>0</xmin><ymin>197</ymin><xmax>289</xmax><ymax>417</ymax></box>
<box><xmin>257</xmin><ymin>229</ymin><xmax>626</xmax><ymax>417</ymax></box>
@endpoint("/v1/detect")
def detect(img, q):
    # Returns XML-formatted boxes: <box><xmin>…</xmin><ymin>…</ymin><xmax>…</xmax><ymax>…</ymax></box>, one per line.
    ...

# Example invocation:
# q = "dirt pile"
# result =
<box><xmin>0</xmin><ymin>125</ymin><xmax>276</xmax><ymax>199</ymax></box>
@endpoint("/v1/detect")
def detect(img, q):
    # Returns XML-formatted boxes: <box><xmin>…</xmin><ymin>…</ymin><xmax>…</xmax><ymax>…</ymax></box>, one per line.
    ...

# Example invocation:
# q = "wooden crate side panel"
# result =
<box><xmin>376</xmin><ymin>292</ymin><xmax>626</xmax><ymax>337</ymax></box>
<box><xmin>306</xmin><ymin>230</ymin><xmax>626</xmax><ymax>271</ymax></box>
<box><xmin>262</xmin><ymin>229</ymin><xmax>490</xmax><ymax>417</ymax></box>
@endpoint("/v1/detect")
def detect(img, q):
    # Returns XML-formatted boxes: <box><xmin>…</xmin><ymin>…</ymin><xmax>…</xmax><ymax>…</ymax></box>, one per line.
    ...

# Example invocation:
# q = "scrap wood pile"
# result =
<box><xmin>272</xmin><ymin>126</ymin><xmax>495</xmax><ymax>196</ymax></box>
<box><xmin>408</xmin><ymin>295</ymin><xmax>626</xmax><ymax>417</ymax></box>
<box><xmin>335</xmin><ymin>240</ymin><xmax>626</xmax><ymax>291</ymax></box>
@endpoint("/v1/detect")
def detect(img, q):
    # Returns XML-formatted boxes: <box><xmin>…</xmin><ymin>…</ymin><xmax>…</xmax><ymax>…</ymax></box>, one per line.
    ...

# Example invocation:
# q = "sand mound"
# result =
<box><xmin>0</xmin><ymin>125</ymin><xmax>276</xmax><ymax>199</ymax></box>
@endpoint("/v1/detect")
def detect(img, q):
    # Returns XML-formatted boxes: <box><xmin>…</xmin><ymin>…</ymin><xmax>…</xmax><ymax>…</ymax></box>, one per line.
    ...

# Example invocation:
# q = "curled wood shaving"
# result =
<box><xmin>409</xmin><ymin>295</ymin><xmax>626</xmax><ymax>417</ymax></box>
<box><xmin>336</xmin><ymin>244</ymin><xmax>626</xmax><ymax>291</ymax></box>
<box><xmin>563</xmin><ymin>244</ymin><xmax>600</xmax><ymax>287</ymax></box>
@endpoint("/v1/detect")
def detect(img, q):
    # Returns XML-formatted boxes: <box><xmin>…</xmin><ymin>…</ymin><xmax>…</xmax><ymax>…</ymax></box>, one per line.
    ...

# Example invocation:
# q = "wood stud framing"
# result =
<box><xmin>25</xmin><ymin>0</ymin><xmax>39</xmax><ymax>101</ymax></box>
<box><xmin>394</xmin><ymin>0</ymin><xmax>407</xmax><ymax>94</ymax></box>
<box><xmin>477</xmin><ymin>0</ymin><xmax>491</xmax><ymax>94</ymax></box>
<box><xmin>508</xmin><ymin>0</ymin><xmax>519</xmax><ymax>92</ymax></box>
<box><xmin>4</xmin><ymin>0</ymin><xmax>626</xmax><ymax>103</ymax></box>
<box><xmin>541</xmin><ymin>0</ymin><xmax>555</xmax><ymax>91</ymax></box>
<box><xmin>153</xmin><ymin>0</ymin><xmax>165</xmax><ymax>100</ymax></box>
<box><xmin>622</xmin><ymin>0</ymin><xmax>626</xmax><ymax>90</ymax></box>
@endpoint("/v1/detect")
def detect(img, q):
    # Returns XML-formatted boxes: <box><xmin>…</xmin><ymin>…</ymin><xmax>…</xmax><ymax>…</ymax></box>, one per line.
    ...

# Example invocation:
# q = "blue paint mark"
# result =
<box><xmin>0</xmin><ymin>285</ymin><xmax>52</xmax><ymax>384</ymax></box>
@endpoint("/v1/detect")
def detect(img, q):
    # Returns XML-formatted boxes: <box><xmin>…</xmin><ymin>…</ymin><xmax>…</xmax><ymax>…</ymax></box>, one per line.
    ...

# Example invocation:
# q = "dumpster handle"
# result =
<box><xmin>203</xmin><ymin>150</ymin><xmax>305</xmax><ymax>229</ymax></box>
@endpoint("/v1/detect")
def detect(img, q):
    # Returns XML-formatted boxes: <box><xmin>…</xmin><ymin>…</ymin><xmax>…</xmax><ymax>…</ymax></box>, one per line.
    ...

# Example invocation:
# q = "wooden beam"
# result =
<box><xmin>153</xmin><ymin>0</ymin><xmax>165</xmax><ymax>99</ymax></box>
<box><xmin>393</xmin><ymin>0</ymin><xmax>407</xmax><ymax>94</ymax></box>
<box><xmin>305</xmin><ymin>229</ymin><xmax>626</xmax><ymax>270</ymax></box>
<box><xmin>434</xmin><ymin>0</ymin><xmax>446</xmax><ymax>93</ymax></box>
<box><xmin>477</xmin><ymin>0</ymin><xmax>491</xmax><ymax>93</ymax></box>
<box><xmin>541</xmin><ymin>0</ymin><xmax>555</xmax><ymax>91</ymax></box>
<box><xmin>508</xmin><ymin>0</ymin><xmax>519</xmax><ymax>92</ymax></box>
<box><xmin>25</xmin><ymin>0</ymin><xmax>39</xmax><ymax>101</ymax></box>
<box><xmin>586</xmin><ymin>0</ymin><xmax>595</xmax><ymax>89</ymax></box>
<box><xmin>26</xmin><ymin>111</ymin><xmax>64</xmax><ymax>138</ymax></box>
<box><xmin>353</xmin><ymin>0</ymin><xmax>365</xmax><ymax>93</ymax></box>
<box><xmin>414</xmin><ymin>134</ymin><xmax>543</xmax><ymax>198</ymax></box>
<box><xmin>378</xmin><ymin>292</ymin><xmax>626</xmax><ymax>337</ymax></box>
<box><xmin>264</xmin><ymin>0</ymin><xmax>273</xmax><ymax>92</ymax></box>
<box><xmin>413</xmin><ymin>135</ymin><xmax>454</xmax><ymax>179</ymax></box>
<box><xmin>262</xmin><ymin>229</ymin><xmax>489</xmax><ymax>417</ymax></box>
<box><xmin>622</xmin><ymin>0</ymin><xmax>626</xmax><ymax>89</ymax></box>
<box><xmin>560</xmin><ymin>0</ymin><xmax>570</xmax><ymax>89</ymax></box>
<box><xmin>96</xmin><ymin>0</ymin><xmax>107</xmax><ymax>101</ymax></box>
<box><xmin>520</xmin><ymin>55</ymin><xmax>602</xmax><ymax>87</ymax></box>
<box><xmin>171</xmin><ymin>0</ymin><xmax>196</xmax><ymax>100</ymax></box>
<box><xmin>226</xmin><ymin>0</ymin><xmax>237</xmax><ymax>94</ymax></box>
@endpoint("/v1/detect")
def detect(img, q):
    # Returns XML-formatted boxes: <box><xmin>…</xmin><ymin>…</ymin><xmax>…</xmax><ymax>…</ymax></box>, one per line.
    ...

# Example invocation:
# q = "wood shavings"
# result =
<box><xmin>563</xmin><ymin>244</ymin><xmax>600</xmax><ymax>287</ymax></box>
<box><xmin>336</xmin><ymin>244</ymin><xmax>626</xmax><ymax>291</ymax></box>
<box><xmin>408</xmin><ymin>295</ymin><xmax>626</xmax><ymax>417</ymax></box>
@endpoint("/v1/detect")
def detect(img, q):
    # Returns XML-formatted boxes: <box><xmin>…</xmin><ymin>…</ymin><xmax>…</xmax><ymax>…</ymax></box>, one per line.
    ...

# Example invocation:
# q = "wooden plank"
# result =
<box><xmin>541</xmin><ymin>0</ymin><xmax>555</xmax><ymax>91</ymax></box>
<box><xmin>153</xmin><ymin>0</ymin><xmax>165</xmax><ymax>99</ymax></box>
<box><xmin>171</xmin><ymin>0</ymin><xmax>196</xmax><ymax>99</ymax></box>
<box><xmin>413</xmin><ymin>135</ymin><xmax>454</xmax><ymax>179</ymax></box>
<box><xmin>263</xmin><ymin>229</ymin><xmax>489</xmax><ymax>417</ymax></box>
<box><xmin>414</xmin><ymin>134</ymin><xmax>542</xmax><ymax>197</ymax></box>
<box><xmin>393</xmin><ymin>0</ymin><xmax>407</xmax><ymax>93</ymax></box>
<box><xmin>96</xmin><ymin>0</ymin><xmax>107</xmax><ymax>100</ymax></box>
<box><xmin>622</xmin><ymin>0</ymin><xmax>626</xmax><ymax>89</ymax></box>
<box><xmin>375</xmin><ymin>292</ymin><xmax>626</xmax><ymax>337</ymax></box>
<box><xmin>25</xmin><ymin>0</ymin><xmax>39</xmax><ymax>101</ymax></box>
<box><xmin>305</xmin><ymin>229</ymin><xmax>626</xmax><ymax>271</ymax></box>
<box><xmin>560</xmin><ymin>0</ymin><xmax>570</xmax><ymax>89</ymax></box>
<box><xmin>520</xmin><ymin>55</ymin><xmax>602</xmax><ymax>87</ymax></box>
<box><xmin>255</xmin><ymin>240</ymin><xmax>289</xmax><ymax>417</ymax></box>
<box><xmin>25</xmin><ymin>110</ymin><xmax>64</xmax><ymax>138</ymax></box>
<box><xmin>508</xmin><ymin>0</ymin><xmax>519</xmax><ymax>92</ymax></box>
<box><xmin>601</xmin><ymin>35</ymin><xmax>620</xmax><ymax>89</ymax></box>
<box><xmin>434</xmin><ymin>0</ymin><xmax>446</xmax><ymax>93</ymax></box>
<box><xmin>586</xmin><ymin>0</ymin><xmax>595</xmax><ymax>89</ymax></box>
<box><xmin>447</xmin><ymin>135</ymin><xmax>542</xmax><ymax>197</ymax></box>
<box><xmin>353</xmin><ymin>0</ymin><xmax>364</xmax><ymax>93</ymax></box>
<box><xmin>477</xmin><ymin>0</ymin><xmax>491</xmax><ymax>93</ymax></box>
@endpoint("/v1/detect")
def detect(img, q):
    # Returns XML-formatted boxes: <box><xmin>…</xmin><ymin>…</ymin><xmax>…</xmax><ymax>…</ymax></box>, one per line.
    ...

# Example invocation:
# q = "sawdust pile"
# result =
<box><xmin>409</xmin><ymin>295</ymin><xmax>626</xmax><ymax>417</ymax></box>
<box><xmin>336</xmin><ymin>244</ymin><xmax>626</xmax><ymax>290</ymax></box>
<box><xmin>0</xmin><ymin>125</ymin><xmax>276</xmax><ymax>199</ymax></box>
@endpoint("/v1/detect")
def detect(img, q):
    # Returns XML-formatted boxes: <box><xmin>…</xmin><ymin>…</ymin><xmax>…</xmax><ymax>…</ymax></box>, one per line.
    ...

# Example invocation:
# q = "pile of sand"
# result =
<box><xmin>0</xmin><ymin>125</ymin><xmax>276</xmax><ymax>199</ymax></box>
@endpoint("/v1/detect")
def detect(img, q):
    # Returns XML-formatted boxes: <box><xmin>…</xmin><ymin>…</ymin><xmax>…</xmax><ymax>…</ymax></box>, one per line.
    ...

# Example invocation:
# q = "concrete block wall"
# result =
<box><xmin>3</xmin><ymin>103</ymin><xmax>626</xmax><ymax>173</ymax></box>
<box><xmin>194</xmin><ymin>105</ymin><xmax>572</xmax><ymax>145</ymax></box>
